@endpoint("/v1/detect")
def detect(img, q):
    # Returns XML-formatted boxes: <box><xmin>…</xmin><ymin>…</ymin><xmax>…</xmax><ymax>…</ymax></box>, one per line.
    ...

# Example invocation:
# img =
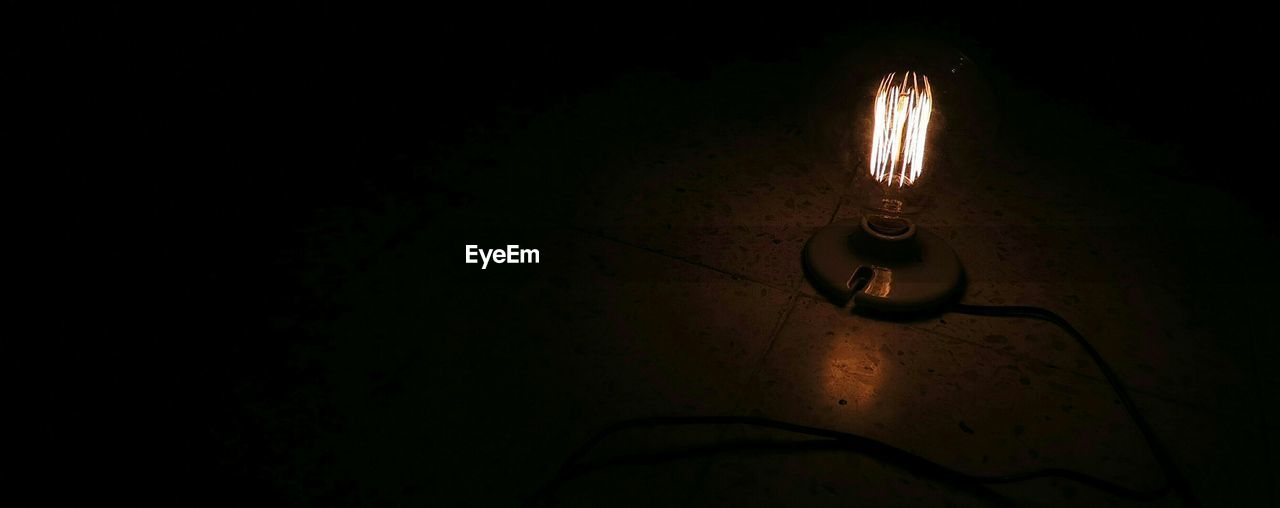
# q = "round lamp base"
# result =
<box><xmin>803</xmin><ymin>218</ymin><xmax>964</xmax><ymax>314</ymax></box>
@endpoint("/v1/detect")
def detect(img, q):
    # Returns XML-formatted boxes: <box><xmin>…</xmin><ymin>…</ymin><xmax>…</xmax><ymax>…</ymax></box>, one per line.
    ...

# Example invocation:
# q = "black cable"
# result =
<box><xmin>949</xmin><ymin>303</ymin><xmax>1200</xmax><ymax>507</ymax></box>
<box><xmin>531</xmin><ymin>305</ymin><xmax>1195</xmax><ymax>507</ymax></box>
<box><xmin>553</xmin><ymin>437</ymin><xmax>1022</xmax><ymax>507</ymax></box>
<box><xmin>530</xmin><ymin>415</ymin><xmax>1169</xmax><ymax>507</ymax></box>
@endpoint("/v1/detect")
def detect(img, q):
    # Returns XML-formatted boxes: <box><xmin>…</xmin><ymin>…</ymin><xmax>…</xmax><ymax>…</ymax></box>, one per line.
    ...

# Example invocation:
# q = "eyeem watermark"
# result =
<box><xmin>465</xmin><ymin>245</ymin><xmax>540</xmax><ymax>269</ymax></box>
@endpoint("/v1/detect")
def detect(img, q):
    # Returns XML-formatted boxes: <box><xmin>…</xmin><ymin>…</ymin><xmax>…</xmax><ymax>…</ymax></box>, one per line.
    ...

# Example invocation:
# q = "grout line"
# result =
<box><xmin>713</xmin><ymin>155</ymin><xmax>859</xmax><ymax>413</ymax></box>
<box><xmin>677</xmin><ymin>170</ymin><xmax>857</xmax><ymax>506</ymax></box>
<box><xmin>789</xmin><ymin>288</ymin><xmax>1252</xmax><ymax>420</ymax></box>
<box><xmin>748</xmin><ymin>291</ymin><xmax>802</xmax><ymax>386</ymax></box>
<box><xmin>561</xmin><ymin>163</ymin><xmax>860</xmax><ymax>506</ymax></box>
<box><xmin>824</xmin><ymin>180</ymin><xmax>853</xmax><ymax>226</ymax></box>
<box><xmin>905</xmin><ymin>314</ymin><xmax>1233</xmax><ymax>416</ymax></box>
<box><xmin>557</xmin><ymin>222</ymin><xmax>792</xmax><ymax>292</ymax></box>
<box><xmin>679</xmin><ymin>290</ymin><xmax>801</xmax><ymax>508</ymax></box>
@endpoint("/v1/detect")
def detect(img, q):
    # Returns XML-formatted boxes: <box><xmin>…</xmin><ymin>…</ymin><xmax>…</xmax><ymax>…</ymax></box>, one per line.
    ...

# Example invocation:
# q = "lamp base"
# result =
<box><xmin>803</xmin><ymin>218</ymin><xmax>963</xmax><ymax>313</ymax></box>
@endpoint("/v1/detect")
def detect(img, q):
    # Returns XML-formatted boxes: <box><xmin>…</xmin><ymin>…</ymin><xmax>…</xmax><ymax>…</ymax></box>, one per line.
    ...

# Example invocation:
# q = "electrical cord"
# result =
<box><xmin>531</xmin><ymin>304</ymin><xmax>1198</xmax><ymax>507</ymax></box>
<box><xmin>949</xmin><ymin>303</ymin><xmax>1199</xmax><ymax>507</ymax></box>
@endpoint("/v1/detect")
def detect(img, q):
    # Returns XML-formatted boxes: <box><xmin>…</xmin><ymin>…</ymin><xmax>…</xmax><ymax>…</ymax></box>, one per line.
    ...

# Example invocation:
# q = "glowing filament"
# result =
<box><xmin>870</xmin><ymin>72</ymin><xmax>933</xmax><ymax>188</ymax></box>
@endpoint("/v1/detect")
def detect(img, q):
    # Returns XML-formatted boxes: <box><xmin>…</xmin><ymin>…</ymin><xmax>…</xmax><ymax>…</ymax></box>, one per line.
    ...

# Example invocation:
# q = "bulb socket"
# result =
<box><xmin>862</xmin><ymin>215</ymin><xmax>916</xmax><ymax>241</ymax></box>
<box><xmin>804</xmin><ymin>219</ymin><xmax>963</xmax><ymax>314</ymax></box>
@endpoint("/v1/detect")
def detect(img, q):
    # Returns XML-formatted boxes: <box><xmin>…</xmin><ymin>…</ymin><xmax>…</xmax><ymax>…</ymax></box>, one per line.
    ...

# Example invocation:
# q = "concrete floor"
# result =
<box><xmin>224</xmin><ymin>39</ymin><xmax>1280</xmax><ymax>506</ymax></box>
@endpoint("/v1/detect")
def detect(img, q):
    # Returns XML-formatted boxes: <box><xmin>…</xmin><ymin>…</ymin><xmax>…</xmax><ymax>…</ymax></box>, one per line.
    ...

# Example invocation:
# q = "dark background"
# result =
<box><xmin>26</xmin><ymin>7</ymin><xmax>1278</xmax><ymax>506</ymax></box>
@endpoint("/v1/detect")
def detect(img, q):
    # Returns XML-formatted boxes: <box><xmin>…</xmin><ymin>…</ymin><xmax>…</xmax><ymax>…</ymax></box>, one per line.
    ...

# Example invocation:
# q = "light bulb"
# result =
<box><xmin>865</xmin><ymin>71</ymin><xmax>933</xmax><ymax>238</ymax></box>
<box><xmin>802</xmin><ymin>66</ymin><xmax>961</xmax><ymax>313</ymax></box>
